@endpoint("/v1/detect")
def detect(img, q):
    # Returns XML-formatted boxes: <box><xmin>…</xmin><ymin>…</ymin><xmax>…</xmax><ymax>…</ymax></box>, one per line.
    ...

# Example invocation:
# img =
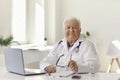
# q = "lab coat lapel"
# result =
<box><xmin>69</xmin><ymin>35</ymin><xmax>84</xmax><ymax>53</ymax></box>
<box><xmin>69</xmin><ymin>40</ymin><xmax>79</xmax><ymax>52</ymax></box>
<box><xmin>61</xmin><ymin>38</ymin><xmax>69</xmax><ymax>53</ymax></box>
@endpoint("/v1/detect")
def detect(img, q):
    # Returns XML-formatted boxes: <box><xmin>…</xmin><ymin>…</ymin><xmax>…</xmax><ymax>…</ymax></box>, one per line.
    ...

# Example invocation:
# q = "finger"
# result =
<box><xmin>69</xmin><ymin>63</ymin><xmax>75</xmax><ymax>70</ymax></box>
<box><xmin>50</xmin><ymin>66</ymin><xmax>56</xmax><ymax>73</ymax></box>
<box><xmin>45</xmin><ymin>67</ymin><xmax>50</xmax><ymax>73</ymax></box>
<box><xmin>68</xmin><ymin>61</ymin><xmax>78</xmax><ymax>72</ymax></box>
<box><xmin>68</xmin><ymin>61</ymin><xmax>73</xmax><ymax>67</ymax></box>
<box><xmin>68</xmin><ymin>61</ymin><xmax>75</xmax><ymax>67</ymax></box>
<box><xmin>45</xmin><ymin>66</ymin><xmax>54</xmax><ymax>73</ymax></box>
<box><xmin>73</xmin><ymin>65</ymin><xmax>78</xmax><ymax>72</ymax></box>
<box><xmin>71</xmin><ymin>64</ymin><xmax>76</xmax><ymax>70</ymax></box>
<box><xmin>53</xmin><ymin>66</ymin><xmax>56</xmax><ymax>72</ymax></box>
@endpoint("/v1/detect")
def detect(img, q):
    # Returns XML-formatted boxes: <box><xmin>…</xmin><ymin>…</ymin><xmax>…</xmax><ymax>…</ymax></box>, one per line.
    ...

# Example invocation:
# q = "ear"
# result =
<box><xmin>79</xmin><ymin>28</ymin><xmax>81</xmax><ymax>32</ymax></box>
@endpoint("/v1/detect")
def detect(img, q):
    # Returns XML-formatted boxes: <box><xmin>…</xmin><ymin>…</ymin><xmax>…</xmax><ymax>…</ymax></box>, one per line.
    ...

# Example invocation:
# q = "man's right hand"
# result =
<box><xmin>44</xmin><ymin>65</ymin><xmax>56</xmax><ymax>73</ymax></box>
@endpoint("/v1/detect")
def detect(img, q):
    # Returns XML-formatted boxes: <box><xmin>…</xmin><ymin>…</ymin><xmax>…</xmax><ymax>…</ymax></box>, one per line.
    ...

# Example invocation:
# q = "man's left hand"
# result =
<box><xmin>68</xmin><ymin>60</ymin><xmax>78</xmax><ymax>72</ymax></box>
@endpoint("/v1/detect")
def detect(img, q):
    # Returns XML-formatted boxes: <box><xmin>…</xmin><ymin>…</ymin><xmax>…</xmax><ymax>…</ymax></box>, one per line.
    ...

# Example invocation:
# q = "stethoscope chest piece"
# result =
<box><xmin>75</xmin><ymin>48</ymin><xmax>79</xmax><ymax>53</ymax></box>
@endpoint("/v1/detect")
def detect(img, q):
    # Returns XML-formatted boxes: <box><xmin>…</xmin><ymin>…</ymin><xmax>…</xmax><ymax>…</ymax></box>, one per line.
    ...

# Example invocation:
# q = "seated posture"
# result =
<box><xmin>40</xmin><ymin>17</ymin><xmax>99</xmax><ymax>73</ymax></box>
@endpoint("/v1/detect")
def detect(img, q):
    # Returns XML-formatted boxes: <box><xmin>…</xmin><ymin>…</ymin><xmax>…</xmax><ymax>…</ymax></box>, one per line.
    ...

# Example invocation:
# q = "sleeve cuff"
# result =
<box><xmin>40</xmin><ymin>63</ymin><xmax>50</xmax><ymax>72</ymax></box>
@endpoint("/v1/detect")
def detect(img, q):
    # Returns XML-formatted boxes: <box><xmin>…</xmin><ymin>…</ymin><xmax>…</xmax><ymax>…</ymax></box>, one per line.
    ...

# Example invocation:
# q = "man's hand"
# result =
<box><xmin>68</xmin><ymin>60</ymin><xmax>78</xmax><ymax>72</ymax></box>
<box><xmin>44</xmin><ymin>65</ymin><xmax>56</xmax><ymax>73</ymax></box>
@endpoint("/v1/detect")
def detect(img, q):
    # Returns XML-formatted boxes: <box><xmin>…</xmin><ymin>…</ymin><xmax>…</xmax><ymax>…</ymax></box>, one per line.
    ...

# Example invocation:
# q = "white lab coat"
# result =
<box><xmin>40</xmin><ymin>35</ymin><xmax>99</xmax><ymax>73</ymax></box>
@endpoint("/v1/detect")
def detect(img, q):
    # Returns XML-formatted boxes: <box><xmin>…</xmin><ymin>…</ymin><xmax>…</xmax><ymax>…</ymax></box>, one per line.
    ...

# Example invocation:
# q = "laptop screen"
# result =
<box><xmin>4</xmin><ymin>47</ymin><xmax>46</xmax><ymax>76</ymax></box>
<box><xmin>4</xmin><ymin>48</ymin><xmax>25</xmax><ymax>74</ymax></box>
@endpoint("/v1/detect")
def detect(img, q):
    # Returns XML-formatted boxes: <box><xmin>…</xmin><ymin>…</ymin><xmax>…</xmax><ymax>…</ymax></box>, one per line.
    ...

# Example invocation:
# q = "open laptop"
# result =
<box><xmin>4</xmin><ymin>47</ymin><xmax>46</xmax><ymax>76</ymax></box>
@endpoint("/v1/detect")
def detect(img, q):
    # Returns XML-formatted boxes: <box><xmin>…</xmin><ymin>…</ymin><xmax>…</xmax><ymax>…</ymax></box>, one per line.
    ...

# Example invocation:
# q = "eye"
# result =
<box><xmin>68</xmin><ymin>27</ymin><xmax>71</xmax><ymax>29</ymax></box>
<box><xmin>66</xmin><ymin>26</ymin><xmax>71</xmax><ymax>29</ymax></box>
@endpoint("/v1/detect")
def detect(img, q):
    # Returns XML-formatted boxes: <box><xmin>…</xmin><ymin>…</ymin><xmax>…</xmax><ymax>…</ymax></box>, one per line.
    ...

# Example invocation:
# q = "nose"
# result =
<box><xmin>70</xmin><ymin>27</ymin><xmax>74</xmax><ymax>31</ymax></box>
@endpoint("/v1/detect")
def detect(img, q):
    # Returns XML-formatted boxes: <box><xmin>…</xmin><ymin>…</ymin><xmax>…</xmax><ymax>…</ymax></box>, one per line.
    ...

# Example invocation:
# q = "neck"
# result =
<box><xmin>67</xmin><ymin>37</ymin><xmax>79</xmax><ymax>46</ymax></box>
<box><xmin>67</xmin><ymin>40</ymin><xmax>75</xmax><ymax>47</ymax></box>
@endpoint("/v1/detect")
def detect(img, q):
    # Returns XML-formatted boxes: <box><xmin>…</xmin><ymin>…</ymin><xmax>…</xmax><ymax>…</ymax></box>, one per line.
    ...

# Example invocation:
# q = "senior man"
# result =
<box><xmin>40</xmin><ymin>17</ymin><xmax>99</xmax><ymax>74</ymax></box>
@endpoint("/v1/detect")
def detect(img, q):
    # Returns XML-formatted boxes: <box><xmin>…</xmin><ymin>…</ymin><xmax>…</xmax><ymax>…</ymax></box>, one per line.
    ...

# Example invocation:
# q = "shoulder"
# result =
<box><xmin>52</xmin><ymin>39</ymin><xmax>64</xmax><ymax>49</ymax></box>
<box><xmin>82</xmin><ymin>39</ymin><xmax>94</xmax><ymax>47</ymax></box>
<box><xmin>55</xmin><ymin>39</ymin><xmax>63</xmax><ymax>46</ymax></box>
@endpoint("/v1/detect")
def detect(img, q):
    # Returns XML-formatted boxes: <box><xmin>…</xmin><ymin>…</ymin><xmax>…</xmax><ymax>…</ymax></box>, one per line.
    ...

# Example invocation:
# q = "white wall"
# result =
<box><xmin>0</xmin><ymin>0</ymin><xmax>12</xmax><ymax>66</ymax></box>
<box><xmin>0</xmin><ymin>0</ymin><xmax>11</xmax><ymax>36</ymax></box>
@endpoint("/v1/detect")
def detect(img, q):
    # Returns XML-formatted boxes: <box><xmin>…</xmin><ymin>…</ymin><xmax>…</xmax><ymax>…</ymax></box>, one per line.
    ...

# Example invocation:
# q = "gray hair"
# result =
<box><xmin>63</xmin><ymin>17</ymin><xmax>81</xmax><ymax>28</ymax></box>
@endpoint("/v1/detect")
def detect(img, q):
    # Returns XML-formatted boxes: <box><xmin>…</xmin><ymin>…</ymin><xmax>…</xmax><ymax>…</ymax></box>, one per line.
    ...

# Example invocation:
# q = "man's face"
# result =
<box><xmin>64</xmin><ymin>20</ymin><xmax>81</xmax><ymax>42</ymax></box>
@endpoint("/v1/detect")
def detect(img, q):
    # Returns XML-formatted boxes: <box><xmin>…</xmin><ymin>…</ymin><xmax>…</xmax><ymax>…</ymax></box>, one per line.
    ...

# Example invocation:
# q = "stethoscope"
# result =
<box><xmin>75</xmin><ymin>42</ymin><xmax>82</xmax><ymax>53</ymax></box>
<box><xmin>55</xmin><ymin>40</ymin><xmax>82</xmax><ymax>66</ymax></box>
<box><xmin>57</xmin><ymin>40</ymin><xmax>82</xmax><ymax>53</ymax></box>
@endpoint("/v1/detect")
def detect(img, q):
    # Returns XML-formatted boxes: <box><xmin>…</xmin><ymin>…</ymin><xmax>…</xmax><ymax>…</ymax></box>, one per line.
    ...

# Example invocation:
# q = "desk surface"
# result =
<box><xmin>0</xmin><ymin>67</ymin><xmax>120</xmax><ymax>80</ymax></box>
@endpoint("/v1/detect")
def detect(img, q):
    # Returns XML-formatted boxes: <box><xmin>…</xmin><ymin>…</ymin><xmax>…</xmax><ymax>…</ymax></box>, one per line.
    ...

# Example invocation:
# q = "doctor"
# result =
<box><xmin>40</xmin><ymin>17</ymin><xmax>99</xmax><ymax>73</ymax></box>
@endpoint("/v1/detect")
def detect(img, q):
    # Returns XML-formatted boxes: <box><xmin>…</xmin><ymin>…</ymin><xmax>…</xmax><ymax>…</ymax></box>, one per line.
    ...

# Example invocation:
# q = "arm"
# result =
<box><xmin>77</xmin><ymin>41</ymin><xmax>99</xmax><ymax>73</ymax></box>
<box><xmin>40</xmin><ymin>40</ymin><xmax>63</xmax><ymax>73</ymax></box>
<box><xmin>40</xmin><ymin>45</ymin><xmax>58</xmax><ymax>72</ymax></box>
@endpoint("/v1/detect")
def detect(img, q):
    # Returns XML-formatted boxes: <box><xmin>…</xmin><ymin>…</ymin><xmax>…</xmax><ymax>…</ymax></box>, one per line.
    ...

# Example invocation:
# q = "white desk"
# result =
<box><xmin>0</xmin><ymin>67</ymin><xmax>120</xmax><ymax>80</ymax></box>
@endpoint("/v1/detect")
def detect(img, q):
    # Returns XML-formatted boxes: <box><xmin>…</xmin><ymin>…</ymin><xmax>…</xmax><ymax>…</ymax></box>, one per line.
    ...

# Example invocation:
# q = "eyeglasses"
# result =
<box><xmin>56</xmin><ymin>54</ymin><xmax>69</xmax><ymax>71</ymax></box>
<box><xmin>56</xmin><ymin>54</ymin><xmax>64</xmax><ymax>66</ymax></box>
